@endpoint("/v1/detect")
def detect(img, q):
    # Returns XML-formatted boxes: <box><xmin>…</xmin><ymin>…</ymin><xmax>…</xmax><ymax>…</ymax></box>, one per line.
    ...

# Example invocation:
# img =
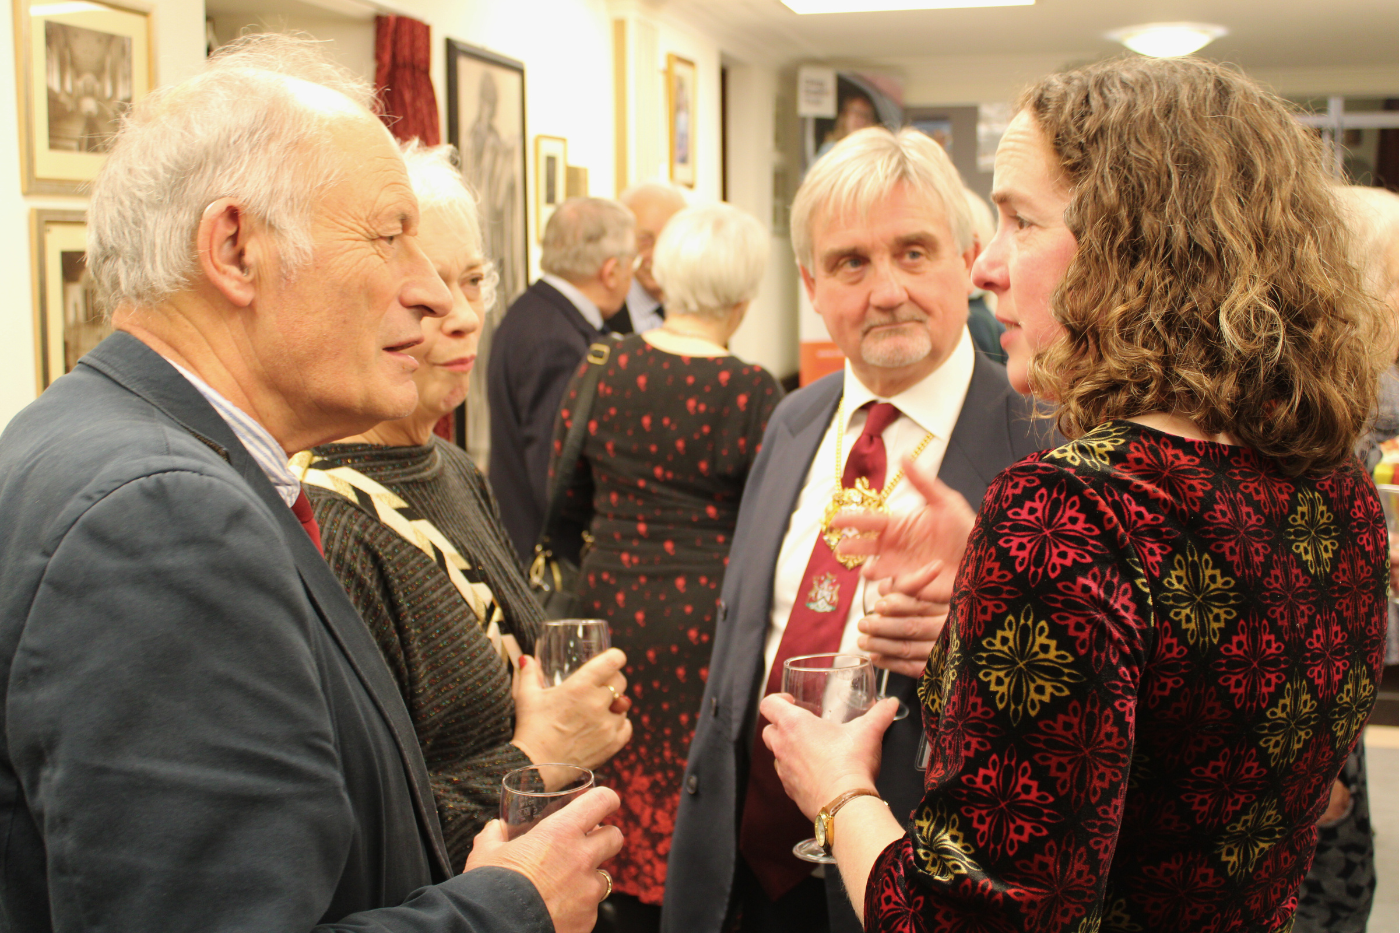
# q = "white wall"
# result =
<box><xmin>0</xmin><ymin>0</ymin><xmax>206</xmax><ymax>431</ymax></box>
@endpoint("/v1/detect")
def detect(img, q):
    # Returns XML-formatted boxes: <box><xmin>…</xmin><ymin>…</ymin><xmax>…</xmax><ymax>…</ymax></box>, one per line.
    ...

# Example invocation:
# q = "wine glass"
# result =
<box><xmin>499</xmin><ymin>764</ymin><xmax>594</xmax><ymax>839</ymax></box>
<box><xmin>536</xmin><ymin>619</ymin><xmax>611</xmax><ymax>686</ymax></box>
<box><xmin>862</xmin><ymin>577</ymin><xmax>909</xmax><ymax>721</ymax></box>
<box><xmin>782</xmin><ymin>653</ymin><xmax>876</xmax><ymax>863</ymax></box>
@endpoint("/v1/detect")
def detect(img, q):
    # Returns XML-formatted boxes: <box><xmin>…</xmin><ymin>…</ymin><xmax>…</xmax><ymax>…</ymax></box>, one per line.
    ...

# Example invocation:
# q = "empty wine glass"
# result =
<box><xmin>499</xmin><ymin>764</ymin><xmax>594</xmax><ymax>839</ymax></box>
<box><xmin>536</xmin><ymin>619</ymin><xmax>610</xmax><ymax>686</ymax></box>
<box><xmin>862</xmin><ymin>577</ymin><xmax>909</xmax><ymax>721</ymax></box>
<box><xmin>782</xmin><ymin>653</ymin><xmax>876</xmax><ymax>863</ymax></box>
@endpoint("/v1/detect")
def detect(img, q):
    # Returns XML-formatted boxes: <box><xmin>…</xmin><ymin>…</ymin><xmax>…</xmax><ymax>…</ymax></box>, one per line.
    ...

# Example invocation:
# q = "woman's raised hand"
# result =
<box><xmin>511</xmin><ymin>649</ymin><xmax>632</xmax><ymax>773</ymax></box>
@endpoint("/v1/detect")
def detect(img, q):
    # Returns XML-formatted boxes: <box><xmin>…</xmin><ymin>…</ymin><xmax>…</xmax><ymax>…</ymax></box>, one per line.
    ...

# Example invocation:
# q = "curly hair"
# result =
<box><xmin>1019</xmin><ymin>56</ymin><xmax>1387</xmax><ymax>476</ymax></box>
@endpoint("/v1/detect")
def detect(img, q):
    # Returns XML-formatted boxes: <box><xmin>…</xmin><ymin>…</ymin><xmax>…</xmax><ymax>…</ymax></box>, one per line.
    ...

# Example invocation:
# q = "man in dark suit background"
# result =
<box><xmin>0</xmin><ymin>34</ymin><xmax>619</xmax><ymax>933</ymax></box>
<box><xmin>488</xmin><ymin>198</ymin><xmax>636</xmax><ymax>560</ymax></box>
<box><xmin>662</xmin><ymin>127</ymin><xmax>1050</xmax><ymax>933</ymax></box>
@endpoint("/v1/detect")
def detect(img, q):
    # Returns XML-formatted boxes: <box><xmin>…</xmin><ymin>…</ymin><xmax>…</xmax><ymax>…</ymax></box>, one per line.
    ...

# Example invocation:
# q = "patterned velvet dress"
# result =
<box><xmin>553</xmin><ymin>334</ymin><xmax>781</xmax><ymax>905</ymax></box>
<box><xmin>865</xmin><ymin>421</ymin><xmax>1389</xmax><ymax>933</ymax></box>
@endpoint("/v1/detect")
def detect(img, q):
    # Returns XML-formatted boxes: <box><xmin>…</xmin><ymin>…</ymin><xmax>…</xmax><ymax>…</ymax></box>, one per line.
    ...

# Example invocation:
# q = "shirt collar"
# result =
<box><xmin>626</xmin><ymin>278</ymin><xmax>661</xmax><ymax>317</ymax></box>
<box><xmin>166</xmin><ymin>360</ymin><xmax>303</xmax><ymax>508</ymax></box>
<box><xmin>542</xmin><ymin>273</ymin><xmax>606</xmax><ymax>331</ymax></box>
<box><xmin>841</xmin><ymin>326</ymin><xmax>975</xmax><ymax>440</ymax></box>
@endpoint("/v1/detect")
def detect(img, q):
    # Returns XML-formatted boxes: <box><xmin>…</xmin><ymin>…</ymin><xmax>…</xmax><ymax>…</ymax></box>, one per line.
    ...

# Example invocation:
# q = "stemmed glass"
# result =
<box><xmin>536</xmin><ymin>619</ymin><xmax>611</xmax><ymax>686</ymax></box>
<box><xmin>782</xmin><ymin>653</ymin><xmax>876</xmax><ymax>863</ymax></box>
<box><xmin>499</xmin><ymin>764</ymin><xmax>594</xmax><ymax>839</ymax></box>
<box><xmin>862</xmin><ymin>577</ymin><xmax>909</xmax><ymax>721</ymax></box>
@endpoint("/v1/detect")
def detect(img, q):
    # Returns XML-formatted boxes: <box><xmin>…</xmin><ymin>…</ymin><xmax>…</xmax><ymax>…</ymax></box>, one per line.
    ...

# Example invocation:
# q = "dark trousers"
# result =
<box><xmin>729</xmin><ymin>857</ymin><xmax>830</xmax><ymax>933</ymax></box>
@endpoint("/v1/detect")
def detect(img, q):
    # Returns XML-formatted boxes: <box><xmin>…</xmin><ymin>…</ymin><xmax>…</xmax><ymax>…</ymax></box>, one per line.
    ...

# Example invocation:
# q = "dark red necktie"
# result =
<box><xmin>737</xmin><ymin>401</ymin><xmax>900</xmax><ymax>900</ymax></box>
<box><xmin>291</xmin><ymin>489</ymin><xmax>324</xmax><ymax>555</ymax></box>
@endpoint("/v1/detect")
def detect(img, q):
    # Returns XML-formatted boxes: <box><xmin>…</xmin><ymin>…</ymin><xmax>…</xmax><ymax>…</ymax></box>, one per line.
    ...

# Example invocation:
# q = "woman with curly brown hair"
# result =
<box><xmin>754</xmin><ymin>56</ymin><xmax>1391</xmax><ymax>933</ymax></box>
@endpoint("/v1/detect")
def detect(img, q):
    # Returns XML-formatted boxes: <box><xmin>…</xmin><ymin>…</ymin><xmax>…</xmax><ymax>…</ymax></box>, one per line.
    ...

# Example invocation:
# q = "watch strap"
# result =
<box><xmin>819</xmin><ymin>788</ymin><xmax>883</xmax><ymax>852</ymax></box>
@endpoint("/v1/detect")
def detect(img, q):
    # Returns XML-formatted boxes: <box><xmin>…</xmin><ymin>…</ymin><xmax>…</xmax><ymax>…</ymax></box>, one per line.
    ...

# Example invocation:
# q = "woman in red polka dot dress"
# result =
<box><xmin>552</xmin><ymin>203</ymin><xmax>781</xmax><ymax>924</ymax></box>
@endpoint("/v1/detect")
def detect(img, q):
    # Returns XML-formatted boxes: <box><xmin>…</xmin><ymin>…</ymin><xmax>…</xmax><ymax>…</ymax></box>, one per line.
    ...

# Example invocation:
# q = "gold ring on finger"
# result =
<box><xmin>598</xmin><ymin>868</ymin><xmax>613</xmax><ymax>899</ymax></box>
<box><xmin>605</xmin><ymin>684</ymin><xmax>621</xmax><ymax>703</ymax></box>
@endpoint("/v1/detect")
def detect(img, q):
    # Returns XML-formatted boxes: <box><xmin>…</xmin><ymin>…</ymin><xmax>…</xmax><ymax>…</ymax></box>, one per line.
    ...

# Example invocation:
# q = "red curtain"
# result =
<box><xmin>374</xmin><ymin>15</ymin><xmax>440</xmax><ymax>146</ymax></box>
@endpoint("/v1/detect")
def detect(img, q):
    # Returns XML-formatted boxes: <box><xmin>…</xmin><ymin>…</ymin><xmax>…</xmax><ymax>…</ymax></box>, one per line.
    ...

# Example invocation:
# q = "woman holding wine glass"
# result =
<box><xmin>760</xmin><ymin>57</ymin><xmax>1391</xmax><ymax>932</ymax></box>
<box><xmin>297</xmin><ymin>141</ymin><xmax>631</xmax><ymax>867</ymax></box>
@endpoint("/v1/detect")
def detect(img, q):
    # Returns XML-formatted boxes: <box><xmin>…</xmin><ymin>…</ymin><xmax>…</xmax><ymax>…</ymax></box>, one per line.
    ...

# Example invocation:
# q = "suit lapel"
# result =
<box><xmin>81</xmin><ymin>333</ymin><xmax>454</xmax><ymax>879</ymax></box>
<box><xmin>937</xmin><ymin>352</ymin><xmax>1016</xmax><ymax>508</ymax></box>
<box><xmin>727</xmin><ymin>375</ymin><xmax>843</xmax><ymax>734</ymax></box>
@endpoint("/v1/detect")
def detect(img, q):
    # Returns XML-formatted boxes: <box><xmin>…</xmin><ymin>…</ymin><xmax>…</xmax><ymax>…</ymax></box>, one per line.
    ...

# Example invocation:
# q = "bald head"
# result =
<box><xmin>620</xmin><ymin>182</ymin><xmax>687</xmax><ymax>301</ymax></box>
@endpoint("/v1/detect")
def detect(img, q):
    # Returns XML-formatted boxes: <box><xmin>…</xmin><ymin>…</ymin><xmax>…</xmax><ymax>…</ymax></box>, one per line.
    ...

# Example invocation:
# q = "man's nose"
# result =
<box><xmin>404</xmin><ymin>239</ymin><xmax>451</xmax><ymax>318</ymax></box>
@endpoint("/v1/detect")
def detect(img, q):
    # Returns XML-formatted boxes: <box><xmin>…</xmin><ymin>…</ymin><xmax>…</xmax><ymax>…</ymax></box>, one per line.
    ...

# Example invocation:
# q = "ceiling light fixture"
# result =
<box><xmin>1106</xmin><ymin>22</ymin><xmax>1227</xmax><ymax>58</ymax></box>
<box><xmin>781</xmin><ymin>0</ymin><xmax>1032</xmax><ymax>14</ymax></box>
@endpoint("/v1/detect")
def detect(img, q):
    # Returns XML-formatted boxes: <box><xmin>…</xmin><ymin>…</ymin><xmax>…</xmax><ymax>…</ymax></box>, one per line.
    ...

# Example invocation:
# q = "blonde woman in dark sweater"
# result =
<box><xmin>297</xmin><ymin>141</ymin><xmax>631</xmax><ymax>865</ymax></box>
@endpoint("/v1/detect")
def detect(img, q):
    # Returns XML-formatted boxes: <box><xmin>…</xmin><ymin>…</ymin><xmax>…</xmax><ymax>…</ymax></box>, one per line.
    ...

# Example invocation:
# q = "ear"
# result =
<box><xmin>599</xmin><ymin>256</ymin><xmax>622</xmax><ymax>289</ymax></box>
<box><xmin>963</xmin><ymin>243</ymin><xmax>981</xmax><ymax>296</ymax></box>
<box><xmin>196</xmin><ymin>198</ymin><xmax>261</xmax><ymax>308</ymax></box>
<box><xmin>799</xmin><ymin>264</ymin><xmax>818</xmax><ymax>305</ymax></box>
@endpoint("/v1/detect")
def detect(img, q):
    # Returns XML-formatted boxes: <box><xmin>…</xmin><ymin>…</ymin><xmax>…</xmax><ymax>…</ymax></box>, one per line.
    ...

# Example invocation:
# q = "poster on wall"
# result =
<box><xmin>14</xmin><ymin>0</ymin><xmax>152</xmax><ymax>195</ymax></box>
<box><xmin>667</xmin><ymin>53</ymin><xmax>696</xmax><ymax>188</ymax></box>
<box><xmin>32</xmin><ymin>210</ymin><xmax>108</xmax><ymax>392</ymax></box>
<box><xmin>446</xmin><ymin>38</ymin><xmax>528</xmax><ymax>462</ymax></box>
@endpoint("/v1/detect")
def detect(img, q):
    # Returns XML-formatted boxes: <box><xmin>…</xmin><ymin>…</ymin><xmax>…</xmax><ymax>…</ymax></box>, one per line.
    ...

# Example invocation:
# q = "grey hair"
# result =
<box><xmin>1333</xmin><ymin>185</ymin><xmax>1399</xmax><ymax>299</ymax></box>
<box><xmin>790</xmin><ymin>126</ymin><xmax>972</xmax><ymax>272</ymax></box>
<box><xmin>652</xmin><ymin>202</ymin><xmax>769</xmax><ymax>320</ymax></box>
<box><xmin>88</xmin><ymin>32</ymin><xmax>377</xmax><ymax>312</ymax></box>
<box><xmin>619</xmin><ymin>180</ymin><xmax>688</xmax><ymax>213</ymax></box>
<box><xmin>399</xmin><ymin>139</ymin><xmax>499</xmax><ymax>311</ymax></box>
<box><xmin>540</xmin><ymin>198</ymin><xmax>635</xmax><ymax>281</ymax></box>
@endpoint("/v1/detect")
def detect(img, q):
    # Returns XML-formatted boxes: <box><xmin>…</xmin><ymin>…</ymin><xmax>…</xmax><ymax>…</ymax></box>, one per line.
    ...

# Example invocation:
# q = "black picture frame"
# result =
<box><xmin>446</xmin><ymin>38</ymin><xmax>528</xmax><ymax>456</ymax></box>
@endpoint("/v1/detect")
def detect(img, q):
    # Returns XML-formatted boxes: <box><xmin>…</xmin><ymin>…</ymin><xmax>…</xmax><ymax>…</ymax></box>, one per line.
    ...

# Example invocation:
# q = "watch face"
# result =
<box><xmin>814</xmin><ymin>814</ymin><xmax>828</xmax><ymax>848</ymax></box>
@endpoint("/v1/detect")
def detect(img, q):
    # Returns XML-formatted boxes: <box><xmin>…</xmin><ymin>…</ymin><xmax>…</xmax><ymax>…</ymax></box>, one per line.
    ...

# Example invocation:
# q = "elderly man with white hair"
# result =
<box><xmin>488</xmin><ymin>197</ymin><xmax>636</xmax><ymax>560</ymax></box>
<box><xmin>614</xmin><ymin>181</ymin><xmax>689</xmax><ymax>334</ymax></box>
<box><xmin>0</xmin><ymin>34</ymin><xmax>618</xmax><ymax>933</ymax></box>
<box><xmin>661</xmin><ymin>127</ymin><xmax>1050</xmax><ymax>933</ymax></box>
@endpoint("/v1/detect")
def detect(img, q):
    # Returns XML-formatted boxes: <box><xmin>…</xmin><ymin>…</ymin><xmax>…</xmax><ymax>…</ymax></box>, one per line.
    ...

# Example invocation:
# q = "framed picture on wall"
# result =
<box><xmin>446</xmin><ymin>38</ymin><xmax>528</xmax><ymax>458</ymax></box>
<box><xmin>32</xmin><ymin>210</ymin><xmax>108</xmax><ymax>392</ymax></box>
<box><xmin>667</xmin><ymin>53</ymin><xmax>696</xmax><ymax>188</ymax></box>
<box><xmin>13</xmin><ymin>0</ymin><xmax>153</xmax><ymax>195</ymax></box>
<box><xmin>534</xmin><ymin>135</ymin><xmax>567</xmax><ymax>241</ymax></box>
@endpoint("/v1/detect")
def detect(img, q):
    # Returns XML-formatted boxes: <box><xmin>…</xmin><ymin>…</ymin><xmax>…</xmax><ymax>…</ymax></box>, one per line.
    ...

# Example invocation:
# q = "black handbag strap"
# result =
<box><xmin>536</xmin><ymin>341</ymin><xmax>611</xmax><ymax>553</ymax></box>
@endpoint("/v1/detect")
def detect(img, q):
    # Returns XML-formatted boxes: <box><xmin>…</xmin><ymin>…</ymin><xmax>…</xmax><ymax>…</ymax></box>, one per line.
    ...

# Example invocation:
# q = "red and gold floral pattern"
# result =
<box><xmin>870</xmin><ymin>421</ymin><xmax>1388</xmax><ymax>932</ymax></box>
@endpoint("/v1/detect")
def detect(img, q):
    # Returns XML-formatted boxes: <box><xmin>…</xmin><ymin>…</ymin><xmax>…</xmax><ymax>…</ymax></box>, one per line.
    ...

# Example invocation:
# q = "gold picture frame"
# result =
<box><xmin>535</xmin><ymin>135</ymin><xmax>567</xmax><ymax>241</ymax></box>
<box><xmin>32</xmin><ymin>210</ymin><xmax>107</xmax><ymax>392</ymax></box>
<box><xmin>666</xmin><ymin>53</ymin><xmax>696</xmax><ymax>188</ymax></box>
<box><xmin>13</xmin><ymin>0</ymin><xmax>154</xmax><ymax>195</ymax></box>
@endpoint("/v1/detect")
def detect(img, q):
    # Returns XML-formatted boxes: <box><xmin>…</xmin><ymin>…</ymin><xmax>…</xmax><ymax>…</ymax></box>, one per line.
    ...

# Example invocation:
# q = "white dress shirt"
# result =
<box><xmin>167</xmin><ymin>360</ymin><xmax>302</xmax><ymax>508</ymax></box>
<box><xmin>762</xmin><ymin>327</ymin><xmax>975</xmax><ymax>687</ymax></box>
<box><xmin>625</xmin><ymin>278</ymin><xmax>665</xmax><ymax>333</ymax></box>
<box><xmin>541</xmin><ymin>273</ymin><xmax>606</xmax><ymax>332</ymax></box>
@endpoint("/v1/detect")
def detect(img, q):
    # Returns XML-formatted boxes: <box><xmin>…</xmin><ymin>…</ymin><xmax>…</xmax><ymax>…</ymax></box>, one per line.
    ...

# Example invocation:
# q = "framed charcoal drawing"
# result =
<box><xmin>32</xmin><ymin>210</ymin><xmax>106</xmax><ymax>392</ymax></box>
<box><xmin>14</xmin><ymin>0</ymin><xmax>152</xmax><ymax>195</ymax></box>
<box><xmin>446</xmin><ymin>38</ymin><xmax>528</xmax><ymax>458</ymax></box>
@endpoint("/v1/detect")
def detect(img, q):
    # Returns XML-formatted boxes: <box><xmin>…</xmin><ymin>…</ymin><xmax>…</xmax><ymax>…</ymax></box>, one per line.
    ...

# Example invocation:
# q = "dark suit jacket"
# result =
<box><xmin>488</xmin><ymin>279</ymin><xmax>608</xmax><ymax>561</ymax></box>
<box><xmin>661</xmin><ymin>354</ymin><xmax>1054</xmax><ymax>933</ymax></box>
<box><xmin>0</xmin><ymin>333</ymin><xmax>550</xmax><ymax>933</ymax></box>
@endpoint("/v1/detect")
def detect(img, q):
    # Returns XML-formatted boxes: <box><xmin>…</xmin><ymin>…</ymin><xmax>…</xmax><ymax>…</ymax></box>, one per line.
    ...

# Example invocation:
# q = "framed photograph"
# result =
<box><xmin>32</xmin><ymin>210</ymin><xmax>107</xmax><ymax>392</ymax></box>
<box><xmin>535</xmin><ymin>135</ymin><xmax>567</xmax><ymax>240</ymax></box>
<box><xmin>667</xmin><ymin>53</ymin><xmax>696</xmax><ymax>188</ymax></box>
<box><xmin>13</xmin><ymin>0</ymin><xmax>153</xmax><ymax>195</ymax></box>
<box><xmin>446</xmin><ymin>38</ymin><xmax>528</xmax><ymax>457</ymax></box>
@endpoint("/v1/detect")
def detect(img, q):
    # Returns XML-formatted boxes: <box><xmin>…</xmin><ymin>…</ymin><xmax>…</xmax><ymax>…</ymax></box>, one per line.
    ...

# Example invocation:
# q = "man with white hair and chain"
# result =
<box><xmin>663</xmin><ymin>127</ymin><xmax>1051</xmax><ymax>933</ymax></box>
<box><xmin>0</xmin><ymin>34</ymin><xmax>617</xmax><ymax>933</ymax></box>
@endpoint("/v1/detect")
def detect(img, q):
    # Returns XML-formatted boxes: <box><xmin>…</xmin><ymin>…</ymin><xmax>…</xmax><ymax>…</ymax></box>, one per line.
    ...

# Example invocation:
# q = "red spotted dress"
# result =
<box><xmin>865</xmin><ymin>421</ymin><xmax>1389</xmax><ymax>933</ymax></box>
<box><xmin>553</xmin><ymin>333</ymin><xmax>781</xmax><ymax>905</ymax></box>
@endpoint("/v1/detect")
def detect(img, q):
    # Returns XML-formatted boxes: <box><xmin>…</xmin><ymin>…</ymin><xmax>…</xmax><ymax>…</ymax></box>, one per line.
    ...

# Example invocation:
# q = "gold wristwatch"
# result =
<box><xmin>814</xmin><ymin>788</ymin><xmax>883</xmax><ymax>855</ymax></box>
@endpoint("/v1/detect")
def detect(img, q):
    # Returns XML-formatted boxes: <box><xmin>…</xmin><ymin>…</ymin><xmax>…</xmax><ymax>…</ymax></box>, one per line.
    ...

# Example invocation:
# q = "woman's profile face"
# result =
<box><xmin>408</xmin><ymin>206</ymin><xmax>487</xmax><ymax>421</ymax></box>
<box><xmin>972</xmin><ymin>111</ymin><xmax>1078</xmax><ymax>395</ymax></box>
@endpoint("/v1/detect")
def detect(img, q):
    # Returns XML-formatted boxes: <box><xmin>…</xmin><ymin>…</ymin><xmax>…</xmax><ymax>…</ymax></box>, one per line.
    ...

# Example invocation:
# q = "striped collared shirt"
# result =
<box><xmin>167</xmin><ymin>360</ymin><xmax>301</xmax><ymax>507</ymax></box>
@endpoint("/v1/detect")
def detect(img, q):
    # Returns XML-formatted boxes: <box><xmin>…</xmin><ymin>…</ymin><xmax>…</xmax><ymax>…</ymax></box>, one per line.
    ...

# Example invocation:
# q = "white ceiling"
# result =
<box><xmin>658</xmin><ymin>0</ymin><xmax>1398</xmax><ymax>73</ymax></box>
